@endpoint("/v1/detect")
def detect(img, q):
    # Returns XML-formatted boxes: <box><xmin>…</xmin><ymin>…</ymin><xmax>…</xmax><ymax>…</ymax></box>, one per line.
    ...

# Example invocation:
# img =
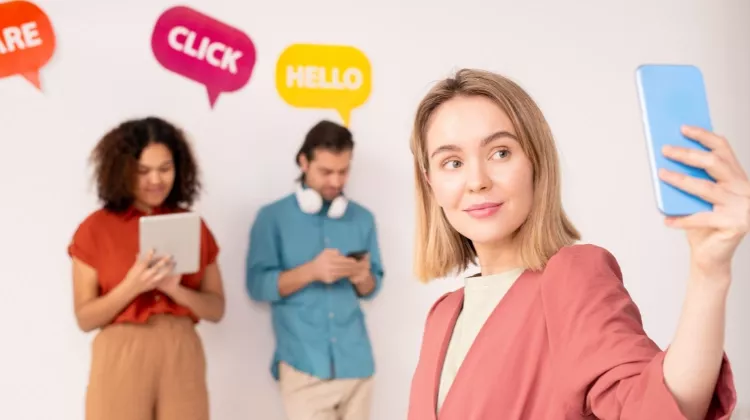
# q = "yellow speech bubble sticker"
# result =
<box><xmin>276</xmin><ymin>44</ymin><xmax>371</xmax><ymax>126</ymax></box>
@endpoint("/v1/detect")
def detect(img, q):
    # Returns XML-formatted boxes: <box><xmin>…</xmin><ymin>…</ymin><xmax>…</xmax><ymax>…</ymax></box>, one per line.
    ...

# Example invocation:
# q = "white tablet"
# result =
<box><xmin>139</xmin><ymin>211</ymin><xmax>201</xmax><ymax>275</ymax></box>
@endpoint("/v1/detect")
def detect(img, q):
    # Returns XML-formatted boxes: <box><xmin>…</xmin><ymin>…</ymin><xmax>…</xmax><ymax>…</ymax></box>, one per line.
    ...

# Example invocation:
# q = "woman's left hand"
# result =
<box><xmin>157</xmin><ymin>273</ymin><xmax>183</xmax><ymax>295</ymax></box>
<box><xmin>659</xmin><ymin>125</ymin><xmax>750</xmax><ymax>278</ymax></box>
<box><xmin>153</xmin><ymin>257</ymin><xmax>182</xmax><ymax>295</ymax></box>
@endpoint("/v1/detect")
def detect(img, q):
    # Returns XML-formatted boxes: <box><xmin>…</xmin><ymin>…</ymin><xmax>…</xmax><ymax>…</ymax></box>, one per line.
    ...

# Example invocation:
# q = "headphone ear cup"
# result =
<box><xmin>302</xmin><ymin>189</ymin><xmax>323</xmax><ymax>214</ymax></box>
<box><xmin>296</xmin><ymin>187</ymin><xmax>323</xmax><ymax>214</ymax></box>
<box><xmin>327</xmin><ymin>196</ymin><xmax>348</xmax><ymax>219</ymax></box>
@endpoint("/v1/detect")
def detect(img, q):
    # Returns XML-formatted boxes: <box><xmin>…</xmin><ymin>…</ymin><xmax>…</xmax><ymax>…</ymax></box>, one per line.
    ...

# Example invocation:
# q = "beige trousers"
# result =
<box><xmin>85</xmin><ymin>315</ymin><xmax>209</xmax><ymax>420</ymax></box>
<box><xmin>279</xmin><ymin>362</ymin><xmax>374</xmax><ymax>420</ymax></box>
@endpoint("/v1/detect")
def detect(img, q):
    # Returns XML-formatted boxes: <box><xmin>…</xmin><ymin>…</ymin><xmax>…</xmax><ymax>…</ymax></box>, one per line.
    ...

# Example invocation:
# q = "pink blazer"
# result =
<box><xmin>407</xmin><ymin>244</ymin><xmax>736</xmax><ymax>419</ymax></box>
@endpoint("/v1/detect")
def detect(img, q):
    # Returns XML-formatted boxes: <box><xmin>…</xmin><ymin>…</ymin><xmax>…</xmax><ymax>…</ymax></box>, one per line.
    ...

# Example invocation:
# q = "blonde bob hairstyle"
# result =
<box><xmin>410</xmin><ymin>68</ymin><xmax>580</xmax><ymax>282</ymax></box>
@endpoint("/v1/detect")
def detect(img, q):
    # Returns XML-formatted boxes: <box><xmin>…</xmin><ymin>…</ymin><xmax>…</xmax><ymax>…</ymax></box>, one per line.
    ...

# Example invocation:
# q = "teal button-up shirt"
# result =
<box><xmin>245</xmin><ymin>193</ymin><xmax>384</xmax><ymax>380</ymax></box>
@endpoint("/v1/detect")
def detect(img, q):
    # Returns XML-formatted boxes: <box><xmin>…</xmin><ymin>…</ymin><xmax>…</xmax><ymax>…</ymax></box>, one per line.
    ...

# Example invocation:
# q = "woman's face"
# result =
<box><xmin>425</xmin><ymin>95</ymin><xmax>534</xmax><ymax>247</ymax></box>
<box><xmin>133</xmin><ymin>142</ymin><xmax>175</xmax><ymax>211</ymax></box>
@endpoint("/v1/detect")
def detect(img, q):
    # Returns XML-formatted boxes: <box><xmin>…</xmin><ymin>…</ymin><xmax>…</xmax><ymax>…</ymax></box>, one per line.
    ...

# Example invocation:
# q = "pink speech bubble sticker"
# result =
<box><xmin>151</xmin><ymin>6</ymin><xmax>256</xmax><ymax>108</ymax></box>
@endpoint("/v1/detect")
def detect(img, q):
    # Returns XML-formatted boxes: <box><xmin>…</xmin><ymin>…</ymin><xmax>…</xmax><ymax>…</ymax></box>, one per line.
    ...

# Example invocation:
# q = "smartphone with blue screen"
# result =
<box><xmin>635</xmin><ymin>64</ymin><xmax>715</xmax><ymax>217</ymax></box>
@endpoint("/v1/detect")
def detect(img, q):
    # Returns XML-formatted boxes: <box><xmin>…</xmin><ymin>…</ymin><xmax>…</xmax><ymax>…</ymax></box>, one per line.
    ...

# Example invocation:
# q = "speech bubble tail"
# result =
<box><xmin>21</xmin><ymin>72</ymin><xmax>42</xmax><ymax>91</ymax></box>
<box><xmin>337</xmin><ymin>108</ymin><xmax>352</xmax><ymax>127</ymax></box>
<box><xmin>206</xmin><ymin>88</ymin><xmax>220</xmax><ymax>109</ymax></box>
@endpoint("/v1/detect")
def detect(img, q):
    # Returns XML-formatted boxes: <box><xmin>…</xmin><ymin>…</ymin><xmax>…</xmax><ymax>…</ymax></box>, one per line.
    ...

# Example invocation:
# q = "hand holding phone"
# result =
<box><xmin>313</xmin><ymin>249</ymin><xmax>358</xmax><ymax>284</ymax></box>
<box><xmin>637</xmin><ymin>65</ymin><xmax>750</xmax><ymax>273</ymax></box>
<box><xmin>346</xmin><ymin>251</ymin><xmax>372</xmax><ymax>285</ymax></box>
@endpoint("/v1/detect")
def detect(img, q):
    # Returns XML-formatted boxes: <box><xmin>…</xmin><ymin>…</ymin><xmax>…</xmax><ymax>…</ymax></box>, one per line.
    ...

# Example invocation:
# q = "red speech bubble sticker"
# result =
<box><xmin>151</xmin><ymin>6</ymin><xmax>257</xmax><ymax>108</ymax></box>
<box><xmin>0</xmin><ymin>0</ymin><xmax>56</xmax><ymax>90</ymax></box>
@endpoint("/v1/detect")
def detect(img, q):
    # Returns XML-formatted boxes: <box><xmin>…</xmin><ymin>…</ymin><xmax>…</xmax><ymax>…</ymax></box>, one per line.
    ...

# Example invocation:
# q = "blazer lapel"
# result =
<box><xmin>436</xmin><ymin>270</ymin><xmax>536</xmax><ymax>419</ymax></box>
<box><xmin>425</xmin><ymin>290</ymin><xmax>465</xmax><ymax>419</ymax></box>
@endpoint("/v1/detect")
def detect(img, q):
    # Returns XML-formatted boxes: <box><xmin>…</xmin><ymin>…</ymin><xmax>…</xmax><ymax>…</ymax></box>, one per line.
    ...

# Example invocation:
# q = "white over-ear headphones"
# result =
<box><xmin>294</xmin><ymin>182</ymin><xmax>348</xmax><ymax>219</ymax></box>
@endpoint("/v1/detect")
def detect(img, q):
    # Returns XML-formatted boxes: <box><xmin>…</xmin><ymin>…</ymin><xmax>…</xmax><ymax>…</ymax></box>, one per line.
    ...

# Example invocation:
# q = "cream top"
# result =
<box><xmin>436</xmin><ymin>268</ymin><xmax>525</xmax><ymax>412</ymax></box>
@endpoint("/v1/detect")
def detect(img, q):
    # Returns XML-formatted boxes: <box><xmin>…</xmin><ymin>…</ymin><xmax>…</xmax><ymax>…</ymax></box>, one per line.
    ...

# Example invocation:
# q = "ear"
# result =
<box><xmin>299</xmin><ymin>154</ymin><xmax>310</xmax><ymax>172</ymax></box>
<box><xmin>423</xmin><ymin>169</ymin><xmax>431</xmax><ymax>187</ymax></box>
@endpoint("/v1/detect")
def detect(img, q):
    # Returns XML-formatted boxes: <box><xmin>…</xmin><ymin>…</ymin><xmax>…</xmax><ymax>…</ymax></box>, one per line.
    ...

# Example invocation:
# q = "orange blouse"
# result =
<box><xmin>68</xmin><ymin>205</ymin><xmax>219</xmax><ymax>325</ymax></box>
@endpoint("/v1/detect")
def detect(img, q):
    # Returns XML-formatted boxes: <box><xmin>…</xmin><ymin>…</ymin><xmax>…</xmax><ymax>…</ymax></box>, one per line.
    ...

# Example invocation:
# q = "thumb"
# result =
<box><xmin>139</xmin><ymin>249</ymin><xmax>155</xmax><ymax>262</ymax></box>
<box><xmin>134</xmin><ymin>250</ymin><xmax>152</xmax><ymax>269</ymax></box>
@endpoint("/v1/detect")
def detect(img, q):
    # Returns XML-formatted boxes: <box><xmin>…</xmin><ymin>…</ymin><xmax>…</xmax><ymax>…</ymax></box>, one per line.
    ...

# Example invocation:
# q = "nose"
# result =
<box><xmin>147</xmin><ymin>170</ymin><xmax>161</xmax><ymax>184</ymax></box>
<box><xmin>330</xmin><ymin>174</ymin><xmax>345</xmax><ymax>189</ymax></box>
<box><xmin>465</xmin><ymin>159</ymin><xmax>491</xmax><ymax>193</ymax></box>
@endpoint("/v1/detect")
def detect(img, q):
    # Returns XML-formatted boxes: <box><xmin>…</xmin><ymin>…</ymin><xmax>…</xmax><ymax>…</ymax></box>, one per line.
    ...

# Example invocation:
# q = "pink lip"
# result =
<box><xmin>464</xmin><ymin>202</ymin><xmax>502</xmax><ymax>218</ymax></box>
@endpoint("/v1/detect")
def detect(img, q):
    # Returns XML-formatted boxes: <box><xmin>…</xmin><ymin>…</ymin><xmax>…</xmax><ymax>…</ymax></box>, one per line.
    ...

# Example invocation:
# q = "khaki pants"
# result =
<box><xmin>85</xmin><ymin>315</ymin><xmax>209</xmax><ymax>420</ymax></box>
<box><xmin>279</xmin><ymin>362</ymin><xmax>374</xmax><ymax>420</ymax></box>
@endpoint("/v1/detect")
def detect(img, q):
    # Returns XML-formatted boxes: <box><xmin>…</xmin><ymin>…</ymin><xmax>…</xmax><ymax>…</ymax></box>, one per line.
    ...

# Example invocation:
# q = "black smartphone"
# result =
<box><xmin>346</xmin><ymin>250</ymin><xmax>368</xmax><ymax>261</ymax></box>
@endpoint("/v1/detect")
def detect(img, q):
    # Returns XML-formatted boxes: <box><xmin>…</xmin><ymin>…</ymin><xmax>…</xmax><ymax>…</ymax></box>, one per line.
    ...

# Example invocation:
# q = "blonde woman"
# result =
<box><xmin>406</xmin><ymin>69</ymin><xmax>745</xmax><ymax>419</ymax></box>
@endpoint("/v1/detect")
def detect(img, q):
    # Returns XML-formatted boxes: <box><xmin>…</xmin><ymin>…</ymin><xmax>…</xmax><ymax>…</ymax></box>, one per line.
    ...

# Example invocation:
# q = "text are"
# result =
<box><xmin>0</xmin><ymin>21</ymin><xmax>42</xmax><ymax>54</ymax></box>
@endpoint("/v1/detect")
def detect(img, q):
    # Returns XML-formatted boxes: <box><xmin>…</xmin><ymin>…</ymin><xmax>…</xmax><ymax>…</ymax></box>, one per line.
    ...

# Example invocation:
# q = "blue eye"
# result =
<box><xmin>492</xmin><ymin>149</ymin><xmax>510</xmax><ymax>159</ymax></box>
<box><xmin>443</xmin><ymin>160</ymin><xmax>462</xmax><ymax>169</ymax></box>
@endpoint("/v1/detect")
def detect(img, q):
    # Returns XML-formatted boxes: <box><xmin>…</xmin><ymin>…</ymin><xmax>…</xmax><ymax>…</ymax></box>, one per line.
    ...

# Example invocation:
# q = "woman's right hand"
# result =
<box><xmin>121</xmin><ymin>249</ymin><xmax>175</xmax><ymax>295</ymax></box>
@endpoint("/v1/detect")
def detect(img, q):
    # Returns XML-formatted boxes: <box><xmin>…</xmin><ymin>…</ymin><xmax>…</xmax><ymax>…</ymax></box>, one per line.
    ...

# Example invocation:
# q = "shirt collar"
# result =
<box><xmin>122</xmin><ymin>204</ymin><xmax>172</xmax><ymax>220</ymax></box>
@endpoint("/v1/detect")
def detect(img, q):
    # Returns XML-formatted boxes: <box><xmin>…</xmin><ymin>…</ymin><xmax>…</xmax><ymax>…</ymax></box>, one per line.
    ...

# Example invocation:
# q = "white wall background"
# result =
<box><xmin>1</xmin><ymin>0</ymin><xmax>748</xmax><ymax>419</ymax></box>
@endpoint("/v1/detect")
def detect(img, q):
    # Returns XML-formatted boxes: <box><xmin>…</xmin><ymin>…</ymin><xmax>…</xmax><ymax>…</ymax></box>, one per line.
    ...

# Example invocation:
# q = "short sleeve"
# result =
<box><xmin>542</xmin><ymin>244</ymin><xmax>736</xmax><ymax>419</ymax></box>
<box><xmin>67</xmin><ymin>215</ymin><xmax>100</xmax><ymax>269</ymax></box>
<box><xmin>200</xmin><ymin>218</ymin><xmax>220</xmax><ymax>266</ymax></box>
<box><xmin>359</xmin><ymin>212</ymin><xmax>384</xmax><ymax>300</ymax></box>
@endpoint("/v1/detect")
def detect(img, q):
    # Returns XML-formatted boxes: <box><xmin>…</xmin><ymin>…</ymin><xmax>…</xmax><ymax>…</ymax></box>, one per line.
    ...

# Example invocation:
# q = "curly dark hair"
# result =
<box><xmin>90</xmin><ymin>116</ymin><xmax>201</xmax><ymax>212</ymax></box>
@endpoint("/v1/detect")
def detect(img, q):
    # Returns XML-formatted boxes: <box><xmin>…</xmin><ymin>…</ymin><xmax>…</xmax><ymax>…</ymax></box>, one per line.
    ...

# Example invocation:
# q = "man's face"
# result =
<box><xmin>300</xmin><ymin>148</ymin><xmax>352</xmax><ymax>201</ymax></box>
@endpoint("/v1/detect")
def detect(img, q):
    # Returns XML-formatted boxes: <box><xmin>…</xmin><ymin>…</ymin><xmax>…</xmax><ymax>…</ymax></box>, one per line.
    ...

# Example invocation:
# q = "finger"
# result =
<box><xmin>681</xmin><ymin>126</ymin><xmax>745</xmax><ymax>177</ymax></box>
<box><xmin>149</xmin><ymin>270</ymin><xmax>171</xmax><ymax>285</ymax></box>
<box><xmin>152</xmin><ymin>262</ymin><xmax>176</xmax><ymax>281</ymax></box>
<box><xmin>333</xmin><ymin>264</ymin><xmax>356</xmax><ymax>273</ymax></box>
<box><xmin>333</xmin><ymin>262</ymin><xmax>358</xmax><ymax>271</ymax></box>
<box><xmin>659</xmin><ymin>168</ymin><xmax>729</xmax><ymax>205</ymax></box>
<box><xmin>724</xmin><ymin>180</ymin><xmax>750</xmax><ymax>198</ymax></box>
<box><xmin>142</xmin><ymin>256</ymin><xmax>173</xmax><ymax>280</ymax></box>
<box><xmin>133</xmin><ymin>249</ymin><xmax>155</xmax><ymax>269</ymax></box>
<box><xmin>332</xmin><ymin>257</ymin><xmax>356</xmax><ymax>266</ymax></box>
<box><xmin>152</xmin><ymin>255</ymin><xmax>173</xmax><ymax>269</ymax></box>
<box><xmin>661</xmin><ymin>146</ymin><xmax>732</xmax><ymax>182</ymax></box>
<box><xmin>665</xmin><ymin>212</ymin><xmax>734</xmax><ymax>230</ymax></box>
<box><xmin>681</xmin><ymin>126</ymin><xmax>727</xmax><ymax>152</ymax></box>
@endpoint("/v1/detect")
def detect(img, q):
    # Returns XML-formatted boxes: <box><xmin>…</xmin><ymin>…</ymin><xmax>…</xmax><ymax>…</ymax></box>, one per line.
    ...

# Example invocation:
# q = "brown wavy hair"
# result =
<box><xmin>90</xmin><ymin>117</ymin><xmax>201</xmax><ymax>212</ymax></box>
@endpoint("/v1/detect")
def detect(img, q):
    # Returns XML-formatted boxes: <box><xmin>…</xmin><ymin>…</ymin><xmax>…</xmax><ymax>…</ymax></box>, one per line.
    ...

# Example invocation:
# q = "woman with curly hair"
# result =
<box><xmin>68</xmin><ymin>116</ymin><xmax>225</xmax><ymax>420</ymax></box>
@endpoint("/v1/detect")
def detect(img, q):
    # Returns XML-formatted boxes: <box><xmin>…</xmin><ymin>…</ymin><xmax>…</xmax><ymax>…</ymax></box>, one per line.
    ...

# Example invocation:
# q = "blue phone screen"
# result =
<box><xmin>636</xmin><ymin>64</ymin><xmax>715</xmax><ymax>217</ymax></box>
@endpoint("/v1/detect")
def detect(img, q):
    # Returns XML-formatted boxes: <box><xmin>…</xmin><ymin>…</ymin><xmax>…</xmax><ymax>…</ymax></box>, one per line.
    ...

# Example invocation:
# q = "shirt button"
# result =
<box><xmin>155</xmin><ymin>295</ymin><xmax>161</xmax><ymax>301</ymax></box>
<box><xmin>331</xmin><ymin>337</ymin><xmax>337</xmax><ymax>343</ymax></box>
<box><xmin>329</xmin><ymin>312</ymin><xmax>335</xmax><ymax>319</ymax></box>
<box><xmin>324</xmin><ymin>237</ymin><xmax>330</xmax><ymax>244</ymax></box>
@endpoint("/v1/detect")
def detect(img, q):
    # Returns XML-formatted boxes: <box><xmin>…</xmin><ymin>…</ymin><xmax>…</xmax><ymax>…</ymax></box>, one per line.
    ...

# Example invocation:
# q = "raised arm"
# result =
<box><xmin>657</xmin><ymin>125</ymin><xmax>749</xmax><ymax>419</ymax></box>
<box><xmin>542</xmin><ymin>245</ymin><xmax>736</xmax><ymax>420</ymax></box>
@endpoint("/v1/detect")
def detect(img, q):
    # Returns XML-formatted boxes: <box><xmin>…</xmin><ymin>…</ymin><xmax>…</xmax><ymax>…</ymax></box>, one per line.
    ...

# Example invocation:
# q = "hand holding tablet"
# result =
<box><xmin>139</xmin><ymin>212</ymin><xmax>202</xmax><ymax>276</ymax></box>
